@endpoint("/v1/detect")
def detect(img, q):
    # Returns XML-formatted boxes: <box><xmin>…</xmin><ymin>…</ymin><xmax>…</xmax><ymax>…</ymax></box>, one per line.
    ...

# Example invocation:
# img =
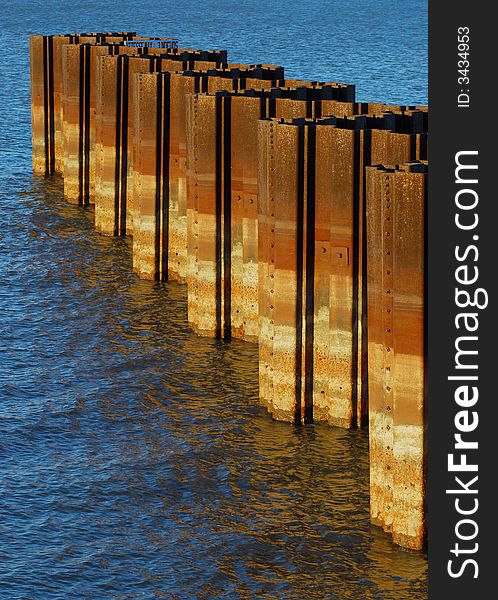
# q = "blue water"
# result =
<box><xmin>0</xmin><ymin>1</ymin><xmax>428</xmax><ymax>598</ymax></box>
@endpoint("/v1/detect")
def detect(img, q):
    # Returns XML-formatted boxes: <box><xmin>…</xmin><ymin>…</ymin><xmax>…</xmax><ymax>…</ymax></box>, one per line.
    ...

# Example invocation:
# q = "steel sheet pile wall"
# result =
<box><xmin>94</xmin><ymin>52</ymin><xmax>228</xmax><ymax>237</ymax></box>
<box><xmin>30</xmin><ymin>31</ymin><xmax>429</xmax><ymax>550</ymax></box>
<box><xmin>366</xmin><ymin>162</ymin><xmax>427</xmax><ymax>550</ymax></box>
<box><xmin>30</xmin><ymin>33</ymin><xmax>138</xmax><ymax>176</ymax></box>
<box><xmin>186</xmin><ymin>85</ymin><xmax>356</xmax><ymax>340</ymax></box>
<box><xmin>132</xmin><ymin>66</ymin><xmax>291</xmax><ymax>282</ymax></box>
<box><xmin>62</xmin><ymin>44</ymin><xmax>226</xmax><ymax>206</ymax></box>
<box><xmin>256</xmin><ymin>113</ymin><xmax>427</xmax><ymax>428</ymax></box>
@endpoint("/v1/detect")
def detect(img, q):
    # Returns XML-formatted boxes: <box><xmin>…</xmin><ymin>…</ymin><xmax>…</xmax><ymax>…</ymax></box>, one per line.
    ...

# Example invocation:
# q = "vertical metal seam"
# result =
<box><xmin>78</xmin><ymin>45</ymin><xmax>85</xmax><ymax>204</ymax></box>
<box><xmin>304</xmin><ymin>124</ymin><xmax>316</xmax><ymax>423</ymax></box>
<box><xmin>214</xmin><ymin>94</ymin><xmax>223</xmax><ymax>337</ymax></box>
<box><xmin>350</xmin><ymin>129</ymin><xmax>361</xmax><ymax>427</ymax></box>
<box><xmin>295</xmin><ymin>124</ymin><xmax>305</xmax><ymax>423</ymax></box>
<box><xmin>223</xmin><ymin>95</ymin><xmax>232</xmax><ymax>339</ymax></box>
<box><xmin>154</xmin><ymin>74</ymin><xmax>163</xmax><ymax>280</ymax></box>
<box><xmin>83</xmin><ymin>45</ymin><xmax>91</xmax><ymax>205</ymax></box>
<box><xmin>47</xmin><ymin>36</ymin><xmax>55</xmax><ymax>173</ymax></box>
<box><xmin>119</xmin><ymin>55</ymin><xmax>129</xmax><ymax>235</ymax></box>
<box><xmin>114</xmin><ymin>55</ymin><xmax>123</xmax><ymax>234</ymax></box>
<box><xmin>161</xmin><ymin>73</ymin><xmax>171</xmax><ymax>280</ymax></box>
<box><xmin>42</xmin><ymin>36</ymin><xmax>49</xmax><ymax>175</ymax></box>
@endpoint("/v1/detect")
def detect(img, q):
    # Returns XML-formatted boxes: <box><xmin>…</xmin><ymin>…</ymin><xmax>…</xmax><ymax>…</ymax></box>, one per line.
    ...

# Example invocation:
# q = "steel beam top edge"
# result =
<box><xmin>369</xmin><ymin>161</ymin><xmax>428</xmax><ymax>172</ymax></box>
<box><xmin>199</xmin><ymin>85</ymin><xmax>350</xmax><ymax>99</ymax></box>
<box><xmin>273</xmin><ymin>112</ymin><xmax>429</xmax><ymax>134</ymax></box>
<box><xmin>30</xmin><ymin>32</ymin><xmax>136</xmax><ymax>36</ymax></box>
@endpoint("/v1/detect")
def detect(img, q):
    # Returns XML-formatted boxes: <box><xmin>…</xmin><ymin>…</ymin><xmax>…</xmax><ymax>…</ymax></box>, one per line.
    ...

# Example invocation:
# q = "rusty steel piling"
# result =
<box><xmin>132</xmin><ymin>66</ymin><xmax>289</xmax><ymax>282</ymax></box>
<box><xmin>257</xmin><ymin>113</ymin><xmax>427</xmax><ymax>428</ymax></box>
<box><xmin>366</xmin><ymin>162</ymin><xmax>427</xmax><ymax>551</ymax></box>
<box><xmin>186</xmin><ymin>85</ymin><xmax>358</xmax><ymax>341</ymax></box>
<box><xmin>94</xmin><ymin>51</ymin><xmax>228</xmax><ymax>236</ymax></box>
<box><xmin>29</xmin><ymin>31</ymin><xmax>429</xmax><ymax>551</ymax></box>
<box><xmin>30</xmin><ymin>33</ymin><xmax>139</xmax><ymax>177</ymax></box>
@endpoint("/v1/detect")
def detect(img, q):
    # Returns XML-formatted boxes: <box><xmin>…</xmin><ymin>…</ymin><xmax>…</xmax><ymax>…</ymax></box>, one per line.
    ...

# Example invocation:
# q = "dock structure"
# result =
<box><xmin>30</xmin><ymin>32</ymin><xmax>428</xmax><ymax>551</ymax></box>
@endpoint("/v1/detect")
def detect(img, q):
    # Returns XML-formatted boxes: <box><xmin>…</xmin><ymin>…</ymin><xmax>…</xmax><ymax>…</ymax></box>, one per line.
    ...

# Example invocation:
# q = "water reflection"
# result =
<box><xmin>0</xmin><ymin>176</ymin><xmax>428</xmax><ymax>598</ymax></box>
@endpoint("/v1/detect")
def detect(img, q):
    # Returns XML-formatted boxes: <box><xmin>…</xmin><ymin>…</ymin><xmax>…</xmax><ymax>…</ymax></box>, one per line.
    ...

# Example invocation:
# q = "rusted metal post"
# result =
<box><xmin>366</xmin><ymin>162</ymin><xmax>428</xmax><ymax>551</ymax></box>
<box><xmin>133</xmin><ymin>71</ymin><xmax>169</xmax><ymax>280</ymax></box>
<box><xmin>186</xmin><ymin>84</ymin><xmax>357</xmax><ymax>341</ymax></box>
<box><xmin>257</xmin><ymin>119</ymin><xmax>312</xmax><ymax>422</ymax></box>
<box><xmin>133</xmin><ymin>65</ymin><xmax>288</xmax><ymax>283</ymax></box>
<box><xmin>30</xmin><ymin>34</ymin><xmax>53</xmax><ymax>176</ymax></box>
<box><xmin>256</xmin><ymin>113</ymin><xmax>427</xmax><ymax>428</ymax></box>
<box><xmin>29</xmin><ymin>33</ymin><xmax>139</xmax><ymax>177</ymax></box>
<box><xmin>62</xmin><ymin>43</ymin><xmax>103</xmax><ymax>204</ymax></box>
<box><xmin>30</xmin><ymin>34</ymin><xmax>73</xmax><ymax>176</ymax></box>
<box><xmin>95</xmin><ymin>51</ymin><xmax>229</xmax><ymax>237</ymax></box>
<box><xmin>62</xmin><ymin>43</ymin><xmax>144</xmax><ymax>205</ymax></box>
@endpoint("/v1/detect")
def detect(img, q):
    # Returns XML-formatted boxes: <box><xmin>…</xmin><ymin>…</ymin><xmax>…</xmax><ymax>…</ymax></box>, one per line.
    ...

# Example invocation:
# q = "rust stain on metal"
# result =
<box><xmin>29</xmin><ymin>31</ymin><xmax>430</xmax><ymax>552</ymax></box>
<box><xmin>366</xmin><ymin>162</ymin><xmax>427</xmax><ymax>551</ymax></box>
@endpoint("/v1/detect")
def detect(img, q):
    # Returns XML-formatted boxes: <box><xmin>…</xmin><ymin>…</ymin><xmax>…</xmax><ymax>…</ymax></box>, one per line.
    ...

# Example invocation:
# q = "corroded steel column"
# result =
<box><xmin>95</xmin><ymin>51</ymin><xmax>229</xmax><ymax>237</ymax></box>
<box><xmin>366</xmin><ymin>162</ymin><xmax>428</xmax><ymax>551</ymax></box>
<box><xmin>257</xmin><ymin>119</ymin><xmax>311</xmax><ymax>422</ymax></box>
<box><xmin>257</xmin><ymin>113</ymin><xmax>427</xmax><ymax>428</ymax></box>
<box><xmin>133</xmin><ymin>65</ymin><xmax>288</xmax><ymax>283</ymax></box>
<box><xmin>30</xmin><ymin>33</ymin><xmax>139</xmax><ymax>177</ymax></box>
<box><xmin>187</xmin><ymin>84</ymin><xmax>357</xmax><ymax>341</ymax></box>
<box><xmin>62</xmin><ymin>43</ymin><xmax>106</xmax><ymax>203</ymax></box>
<box><xmin>30</xmin><ymin>34</ymin><xmax>53</xmax><ymax>176</ymax></box>
<box><xmin>186</xmin><ymin>93</ymin><xmax>229</xmax><ymax>335</ymax></box>
<box><xmin>313</xmin><ymin>123</ymin><xmax>358</xmax><ymax>428</ymax></box>
<box><xmin>95</xmin><ymin>52</ymin><xmax>122</xmax><ymax>232</ymax></box>
<box><xmin>133</xmin><ymin>71</ymin><xmax>169</xmax><ymax>280</ymax></box>
<box><xmin>61</xmin><ymin>43</ymin><xmax>86</xmax><ymax>202</ymax></box>
<box><xmin>230</xmin><ymin>94</ymin><xmax>264</xmax><ymax>342</ymax></box>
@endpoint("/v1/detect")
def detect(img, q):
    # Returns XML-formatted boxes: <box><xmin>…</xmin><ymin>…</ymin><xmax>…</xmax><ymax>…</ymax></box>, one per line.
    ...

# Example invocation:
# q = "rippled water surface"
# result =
<box><xmin>1</xmin><ymin>1</ymin><xmax>427</xmax><ymax>598</ymax></box>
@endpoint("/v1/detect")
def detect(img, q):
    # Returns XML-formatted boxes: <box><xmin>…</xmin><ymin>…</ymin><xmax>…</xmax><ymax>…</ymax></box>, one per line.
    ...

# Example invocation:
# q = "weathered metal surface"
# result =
<box><xmin>186</xmin><ymin>93</ymin><xmax>226</xmax><ymax>336</ymax></box>
<box><xmin>93</xmin><ymin>53</ymin><xmax>228</xmax><ymax>237</ymax></box>
<box><xmin>314</xmin><ymin>125</ymin><xmax>358</xmax><ymax>428</ymax></box>
<box><xmin>256</xmin><ymin>113</ymin><xmax>427</xmax><ymax>429</ymax></box>
<box><xmin>133</xmin><ymin>65</ymin><xmax>286</xmax><ymax>284</ymax></box>
<box><xmin>187</xmin><ymin>85</ymin><xmax>359</xmax><ymax>342</ymax></box>
<box><xmin>61</xmin><ymin>43</ymin><xmax>85</xmax><ymax>202</ymax></box>
<box><xmin>258</xmin><ymin>119</ymin><xmax>303</xmax><ymax>421</ymax></box>
<box><xmin>31</xmin><ymin>31</ymin><xmax>431</xmax><ymax>552</ymax></box>
<box><xmin>133</xmin><ymin>72</ymin><xmax>165</xmax><ymax>279</ymax></box>
<box><xmin>95</xmin><ymin>51</ymin><xmax>227</xmax><ymax>236</ymax></box>
<box><xmin>230</xmin><ymin>95</ymin><xmax>262</xmax><ymax>342</ymax></box>
<box><xmin>30</xmin><ymin>35</ymin><xmax>51</xmax><ymax>176</ymax></box>
<box><xmin>58</xmin><ymin>39</ymin><xmax>211</xmax><ymax>205</ymax></box>
<box><xmin>30</xmin><ymin>34</ymin><xmax>73</xmax><ymax>176</ymax></box>
<box><xmin>62</xmin><ymin>43</ymin><xmax>123</xmax><ymax>204</ymax></box>
<box><xmin>64</xmin><ymin>44</ymin><xmax>136</xmax><ymax>205</ymax></box>
<box><xmin>258</xmin><ymin>119</ymin><xmax>358</xmax><ymax>427</ymax></box>
<box><xmin>30</xmin><ymin>33</ymin><xmax>141</xmax><ymax>178</ymax></box>
<box><xmin>52</xmin><ymin>35</ymin><xmax>72</xmax><ymax>173</ymax></box>
<box><xmin>95</xmin><ymin>53</ymin><xmax>121</xmax><ymax>232</ymax></box>
<box><xmin>366</xmin><ymin>162</ymin><xmax>427</xmax><ymax>551</ymax></box>
<box><xmin>392</xmin><ymin>164</ymin><xmax>427</xmax><ymax>550</ymax></box>
<box><xmin>132</xmin><ymin>71</ymin><xmax>356</xmax><ymax>287</ymax></box>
